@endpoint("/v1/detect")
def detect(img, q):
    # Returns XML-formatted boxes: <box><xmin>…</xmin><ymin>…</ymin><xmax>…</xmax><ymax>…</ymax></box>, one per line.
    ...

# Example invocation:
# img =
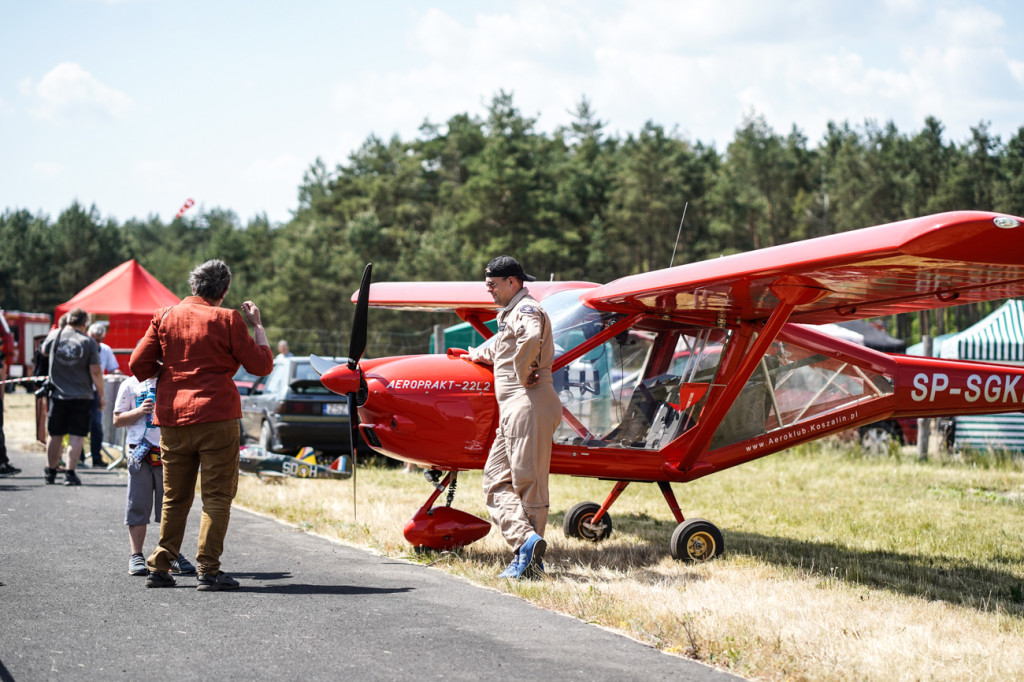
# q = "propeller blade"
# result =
<box><xmin>308</xmin><ymin>354</ymin><xmax>342</xmax><ymax>377</ymax></box>
<box><xmin>348</xmin><ymin>263</ymin><xmax>373</xmax><ymax>370</ymax></box>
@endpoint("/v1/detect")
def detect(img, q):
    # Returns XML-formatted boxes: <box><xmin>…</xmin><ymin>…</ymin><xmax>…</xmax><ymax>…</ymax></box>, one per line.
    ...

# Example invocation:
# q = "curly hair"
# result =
<box><xmin>189</xmin><ymin>259</ymin><xmax>232</xmax><ymax>300</ymax></box>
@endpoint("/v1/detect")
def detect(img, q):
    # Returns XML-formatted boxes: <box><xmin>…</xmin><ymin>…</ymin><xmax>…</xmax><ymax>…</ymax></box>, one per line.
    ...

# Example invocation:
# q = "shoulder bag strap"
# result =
<box><xmin>47</xmin><ymin>324</ymin><xmax>67</xmax><ymax>377</ymax></box>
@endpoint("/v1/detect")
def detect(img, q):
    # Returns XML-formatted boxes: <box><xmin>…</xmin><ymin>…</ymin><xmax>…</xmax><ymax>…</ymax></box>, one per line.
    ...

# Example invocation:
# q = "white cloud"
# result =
<box><xmin>24</xmin><ymin>62</ymin><xmax>133</xmax><ymax>121</ymax></box>
<box><xmin>342</xmin><ymin>2</ymin><xmax>986</xmax><ymax>148</ymax></box>
<box><xmin>8</xmin><ymin>1</ymin><xmax>1021</xmax><ymax>226</ymax></box>
<box><xmin>411</xmin><ymin>3</ymin><xmax>592</xmax><ymax>67</ymax></box>
<box><xmin>933</xmin><ymin>6</ymin><xmax>1005</xmax><ymax>43</ymax></box>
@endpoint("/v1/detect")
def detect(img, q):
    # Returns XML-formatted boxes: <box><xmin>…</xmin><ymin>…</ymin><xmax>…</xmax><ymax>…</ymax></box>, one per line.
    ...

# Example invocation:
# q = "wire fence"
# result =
<box><xmin>264</xmin><ymin>326</ymin><xmax>438</xmax><ymax>360</ymax></box>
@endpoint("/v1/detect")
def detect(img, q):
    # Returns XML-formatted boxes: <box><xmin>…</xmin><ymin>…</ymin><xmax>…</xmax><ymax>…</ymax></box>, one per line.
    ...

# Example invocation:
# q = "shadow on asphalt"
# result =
<box><xmin>231</xmin><ymin>571</ymin><xmax>293</xmax><ymax>580</ymax></box>
<box><xmin>144</xmin><ymin>583</ymin><xmax>414</xmax><ymax>595</ymax></box>
<box><xmin>12</xmin><ymin>482</ymin><xmax>128</xmax><ymax>488</ymax></box>
<box><xmin>248</xmin><ymin>584</ymin><xmax>414</xmax><ymax>595</ymax></box>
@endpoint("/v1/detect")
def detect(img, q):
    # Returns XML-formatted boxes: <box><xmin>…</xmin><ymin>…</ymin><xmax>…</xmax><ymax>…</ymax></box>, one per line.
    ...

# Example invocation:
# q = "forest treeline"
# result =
<box><xmin>3</xmin><ymin>92</ymin><xmax>1023</xmax><ymax>356</ymax></box>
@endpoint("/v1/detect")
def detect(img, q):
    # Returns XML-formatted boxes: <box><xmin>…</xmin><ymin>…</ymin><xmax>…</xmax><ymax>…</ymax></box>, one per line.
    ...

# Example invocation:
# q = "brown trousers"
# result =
<box><xmin>147</xmin><ymin>419</ymin><xmax>240</xmax><ymax>575</ymax></box>
<box><xmin>483</xmin><ymin>383</ymin><xmax>562</xmax><ymax>550</ymax></box>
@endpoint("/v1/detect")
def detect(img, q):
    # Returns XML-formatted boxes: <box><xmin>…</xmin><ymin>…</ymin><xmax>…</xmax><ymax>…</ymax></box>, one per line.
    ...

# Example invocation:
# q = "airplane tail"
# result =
<box><xmin>296</xmin><ymin>447</ymin><xmax>317</xmax><ymax>464</ymax></box>
<box><xmin>328</xmin><ymin>455</ymin><xmax>350</xmax><ymax>473</ymax></box>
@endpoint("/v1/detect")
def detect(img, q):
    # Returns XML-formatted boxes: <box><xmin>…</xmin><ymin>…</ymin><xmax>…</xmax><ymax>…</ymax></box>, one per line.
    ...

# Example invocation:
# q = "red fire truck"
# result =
<box><xmin>0</xmin><ymin>310</ymin><xmax>52</xmax><ymax>390</ymax></box>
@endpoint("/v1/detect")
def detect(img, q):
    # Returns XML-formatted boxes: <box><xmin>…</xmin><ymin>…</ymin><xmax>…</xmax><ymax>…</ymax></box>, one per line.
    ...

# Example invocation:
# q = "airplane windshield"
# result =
<box><xmin>469</xmin><ymin>288</ymin><xmax>622</xmax><ymax>352</ymax></box>
<box><xmin>546</xmin><ymin>291</ymin><xmax>730</xmax><ymax>451</ymax></box>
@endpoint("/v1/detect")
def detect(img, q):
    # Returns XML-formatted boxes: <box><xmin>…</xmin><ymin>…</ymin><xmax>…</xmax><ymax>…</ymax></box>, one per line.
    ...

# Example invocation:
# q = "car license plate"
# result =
<box><xmin>323</xmin><ymin>403</ymin><xmax>348</xmax><ymax>416</ymax></box>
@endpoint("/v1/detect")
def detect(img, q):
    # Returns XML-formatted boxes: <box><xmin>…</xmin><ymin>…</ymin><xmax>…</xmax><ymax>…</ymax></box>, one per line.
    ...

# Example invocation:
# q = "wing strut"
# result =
<box><xmin>677</xmin><ymin>298</ymin><xmax>800</xmax><ymax>471</ymax></box>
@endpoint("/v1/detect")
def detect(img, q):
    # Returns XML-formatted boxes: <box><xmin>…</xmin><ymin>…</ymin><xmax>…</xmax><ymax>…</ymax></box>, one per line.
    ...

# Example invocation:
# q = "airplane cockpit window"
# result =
<box><xmin>553</xmin><ymin>313</ymin><xmax>730</xmax><ymax>452</ymax></box>
<box><xmin>543</xmin><ymin>290</ymin><xmax>640</xmax><ymax>443</ymax></box>
<box><xmin>708</xmin><ymin>337</ymin><xmax>893</xmax><ymax>451</ymax></box>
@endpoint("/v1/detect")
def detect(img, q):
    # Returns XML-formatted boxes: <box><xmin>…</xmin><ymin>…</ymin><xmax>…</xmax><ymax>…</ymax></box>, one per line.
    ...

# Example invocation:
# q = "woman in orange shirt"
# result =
<box><xmin>130</xmin><ymin>259</ymin><xmax>274</xmax><ymax>591</ymax></box>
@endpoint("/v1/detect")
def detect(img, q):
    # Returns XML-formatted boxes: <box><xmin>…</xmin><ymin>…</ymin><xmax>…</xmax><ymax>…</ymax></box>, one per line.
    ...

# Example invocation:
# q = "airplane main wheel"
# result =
<box><xmin>563</xmin><ymin>501</ymin><xmax>613</xmax><ymax>542</ymax></box>
<box><xmin>670</xmin><ymin>518</ymin><xmax>723</xmax><ymax>562</ymax></box>
<box><xmin>859</xmin><ymin>421</ymin><xmax>901</xmax><ymax>455</ymax></box>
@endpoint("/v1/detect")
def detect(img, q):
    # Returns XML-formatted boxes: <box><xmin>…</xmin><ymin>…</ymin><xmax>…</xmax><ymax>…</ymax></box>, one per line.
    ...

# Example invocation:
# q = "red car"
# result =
<box><xmin>233</xmin><ymin>366</ymin><xmax>264</xmax><ymax>395</ymax></box>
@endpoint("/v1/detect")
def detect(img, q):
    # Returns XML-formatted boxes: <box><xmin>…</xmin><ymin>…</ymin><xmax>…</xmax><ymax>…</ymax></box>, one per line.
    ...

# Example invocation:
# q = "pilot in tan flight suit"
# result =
<box><xmin>467</xmin><ymin>256</ymin><xmax>562</xmax><ymax>579</ymax></box>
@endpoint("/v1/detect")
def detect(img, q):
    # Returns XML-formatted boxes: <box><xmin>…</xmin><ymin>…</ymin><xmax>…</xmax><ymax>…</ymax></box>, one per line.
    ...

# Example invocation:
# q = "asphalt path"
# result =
<box><xmin>0</xmin><ymin>445</ymin><xmax>740</xmax><ymax>682</ymax></box>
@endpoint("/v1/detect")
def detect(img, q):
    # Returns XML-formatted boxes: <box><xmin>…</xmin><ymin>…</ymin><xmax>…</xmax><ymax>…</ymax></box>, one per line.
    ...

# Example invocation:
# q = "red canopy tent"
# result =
<box><xmin>55</xmin><ymin>260</ymin><xmax>181</xmax><ymax>374</ymax></box>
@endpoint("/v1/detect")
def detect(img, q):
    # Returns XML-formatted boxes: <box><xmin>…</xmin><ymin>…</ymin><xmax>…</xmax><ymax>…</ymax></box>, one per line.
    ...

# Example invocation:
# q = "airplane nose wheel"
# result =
<box><xmin>670</xmin><ymin>518</ymin><xmax>724</xmax><ymax>562</ymax></box>
<box><xmin>563</xmin><ymin>501</ymin><xmax>613</xmax><ymax>541</ymax></box>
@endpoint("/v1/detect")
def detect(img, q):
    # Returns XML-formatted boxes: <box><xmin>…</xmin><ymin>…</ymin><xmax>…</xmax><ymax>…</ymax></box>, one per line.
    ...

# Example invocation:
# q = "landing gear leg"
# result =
<box><xmin>657</xmin><ymin>481</ymin><xmax>685</xmax><ymax>524</ymax></box>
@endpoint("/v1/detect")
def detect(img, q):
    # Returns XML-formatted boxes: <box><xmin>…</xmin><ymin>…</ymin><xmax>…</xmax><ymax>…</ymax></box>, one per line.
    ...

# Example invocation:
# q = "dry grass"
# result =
<box><xmin>3</xmin><ymin>391</ymin><xmax>44</xmax><ymax>450</ymax></box>
<box><xmin>6</xmin><ymin>392</ymin><xmax>1024</xmax><ymax>680</ymax></box>
<box><xmin>230</xmin><ymin>445</ymin><xmax>1024</xmax><ymax>681</ymax></box>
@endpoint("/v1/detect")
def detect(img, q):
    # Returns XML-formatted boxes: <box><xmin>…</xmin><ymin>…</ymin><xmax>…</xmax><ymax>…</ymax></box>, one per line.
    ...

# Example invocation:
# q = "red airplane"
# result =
<box><xmin>314</xmin><ymin>210</ymin><xmax>1024</xmax><ymax>562</ymax></box>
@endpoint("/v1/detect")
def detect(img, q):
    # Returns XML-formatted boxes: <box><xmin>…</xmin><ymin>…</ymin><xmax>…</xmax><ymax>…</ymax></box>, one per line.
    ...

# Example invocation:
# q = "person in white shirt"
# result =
<box><xmin>86</xmin><ymin>323</ymin><xmax>121</xmax><ymax>466</ymax></box>
<box><xmin>113</xmin><ymin>374</ymin><xmax>195</xmax><ymax>577</ymax></box>
<box><xmin>275</xmin><ymin>339</ymin><xmax>293</xmax><ymax>362</ymax></box>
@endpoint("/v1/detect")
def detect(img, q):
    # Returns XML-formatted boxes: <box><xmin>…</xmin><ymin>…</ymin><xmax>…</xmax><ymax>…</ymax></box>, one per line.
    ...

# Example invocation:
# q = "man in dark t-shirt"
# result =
<box><xmin>39</xmin><ymin>307</ymin><xmax>104</xmax><ymax>486</ymax></box>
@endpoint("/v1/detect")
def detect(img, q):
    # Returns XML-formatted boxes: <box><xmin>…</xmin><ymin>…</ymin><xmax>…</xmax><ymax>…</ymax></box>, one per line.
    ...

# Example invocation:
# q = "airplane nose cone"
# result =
<box><xmin>321</xmin><ymin>364</ymin><xmax>361</xmax><ymax>395</ymax></box>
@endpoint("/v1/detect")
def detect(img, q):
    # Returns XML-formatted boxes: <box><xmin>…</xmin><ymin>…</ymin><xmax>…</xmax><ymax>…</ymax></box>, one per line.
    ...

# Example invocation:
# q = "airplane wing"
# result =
<box><xmin>352</xmin><ymin>281</ymin><xmax>600</xmax><ymax>314</ymax></box>
<box><xmin>580</xmin><ymin>211</ymin><xmax>1024</xmax><ymax>326</ymax></box>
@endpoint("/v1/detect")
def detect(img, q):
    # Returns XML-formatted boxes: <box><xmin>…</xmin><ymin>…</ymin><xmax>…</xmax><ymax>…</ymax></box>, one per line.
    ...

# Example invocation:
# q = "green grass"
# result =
<box><xmin>680</xmin><ymin>444</ymin><xmax>1024</xmax><ymax>614</ymax></box>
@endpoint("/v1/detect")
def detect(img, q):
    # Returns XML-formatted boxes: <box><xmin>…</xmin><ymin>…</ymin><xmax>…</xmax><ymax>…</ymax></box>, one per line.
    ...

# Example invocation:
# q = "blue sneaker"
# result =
<box><xmin>498</xmin><ymin>549</ymin><xmax>522</xmax><ymax>578</ymax></box>
<box><xmin>510</xmin><ymin>533</ymin><xmax>546</xmax><ymax>580</ymax></box>
<box><xmin>170</xmin><ymin>554</ymin><xmax>197</xmax><ymax>575</ymax></box>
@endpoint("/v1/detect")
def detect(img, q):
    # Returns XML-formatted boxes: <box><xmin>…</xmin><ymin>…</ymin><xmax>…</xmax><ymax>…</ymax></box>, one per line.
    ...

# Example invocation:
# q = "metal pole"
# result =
<box><xmin>433</xmin><ymin>324</ymin><xmax>445</xmax><ymax>354</ymax></box>
<box><xmin>917</xmin><ymin>334</ymin><xmax>933</xmax><ymax>460</ymax></box>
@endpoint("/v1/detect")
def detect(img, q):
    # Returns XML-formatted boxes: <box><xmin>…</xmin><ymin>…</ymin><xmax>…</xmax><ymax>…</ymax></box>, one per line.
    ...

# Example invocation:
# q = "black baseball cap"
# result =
<box><xmin>485</xmin><ymin>255</ymin><xmax>536</xmax><ymax>282</ymax></box>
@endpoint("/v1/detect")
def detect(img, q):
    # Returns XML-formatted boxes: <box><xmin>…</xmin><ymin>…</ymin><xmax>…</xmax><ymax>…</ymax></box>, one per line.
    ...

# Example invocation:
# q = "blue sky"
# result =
<box><xmin>2</xmin><ymin>0</ymin><xmax>1023</xmax><ymax>226</ymax></box>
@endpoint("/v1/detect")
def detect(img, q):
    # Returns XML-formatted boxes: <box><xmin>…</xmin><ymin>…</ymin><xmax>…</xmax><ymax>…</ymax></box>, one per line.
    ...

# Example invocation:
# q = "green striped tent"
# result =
<box><xmin>938</xmin><ymin>300</ymin><xmax>1024</xmax><ymax>453</ymax></box>
<box><xmin>939</xmin><ymin>300</ymin><xmax>1024</xmax><ymax>364</ymax></box>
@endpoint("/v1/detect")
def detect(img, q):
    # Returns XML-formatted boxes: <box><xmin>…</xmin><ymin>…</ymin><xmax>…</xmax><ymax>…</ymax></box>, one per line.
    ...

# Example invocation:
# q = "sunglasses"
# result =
<box><xmin>485</xmin><ymin>277</ymin><xmax>511</xmax><ymax>290</ymax></box>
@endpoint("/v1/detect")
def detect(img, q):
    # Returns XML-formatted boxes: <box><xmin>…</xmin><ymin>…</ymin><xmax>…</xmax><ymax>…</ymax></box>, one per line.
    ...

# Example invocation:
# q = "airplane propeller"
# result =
<box><xmin>346</xmin><ymin>263</ymin><xmax>372</xmax><ymax>520</ymax></box>
<box><xmin>313</xmin><ymin>263</ymin><xmax>373</xmax><ymax>522</ymax></box>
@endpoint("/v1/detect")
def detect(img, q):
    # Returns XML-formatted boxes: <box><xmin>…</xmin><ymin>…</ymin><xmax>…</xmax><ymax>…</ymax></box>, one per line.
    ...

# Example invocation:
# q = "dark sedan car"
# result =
<box><xmin>240</xmin><ymin>356</ymin><xmax>353</xmax><ymax>458</ymax></box>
